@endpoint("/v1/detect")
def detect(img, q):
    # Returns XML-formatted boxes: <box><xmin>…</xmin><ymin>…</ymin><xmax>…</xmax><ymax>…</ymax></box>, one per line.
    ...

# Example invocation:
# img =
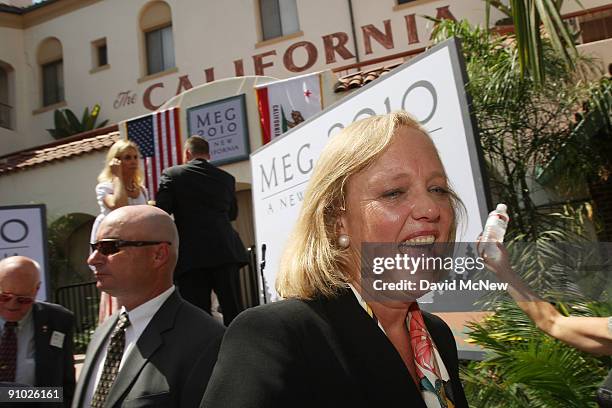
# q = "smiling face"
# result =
<box><xmin>338</xmin><ymin>126</ymin><xmax>453</xmax><ymax>274</ymax></box>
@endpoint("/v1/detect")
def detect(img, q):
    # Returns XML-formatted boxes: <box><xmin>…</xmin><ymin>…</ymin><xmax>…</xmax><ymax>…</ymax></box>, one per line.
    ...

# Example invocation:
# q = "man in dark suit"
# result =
<box><xmin>73</xmin><ymin>205</ymin><xmax>224</xmax><ymax>407</ymax></box>
<box><xmin>156</xmin><ymin>135</ymin><xmax>248</xmax><ymax>325</ymax></box>
<box><xmin>0</xmin><ymin>255</ymin><xmax>75</xmax><ymax>406</ymax></box>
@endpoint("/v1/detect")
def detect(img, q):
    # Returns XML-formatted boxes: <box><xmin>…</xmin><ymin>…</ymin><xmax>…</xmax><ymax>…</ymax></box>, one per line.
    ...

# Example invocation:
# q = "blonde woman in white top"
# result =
<box><xmin>90</xmin><ymin>139</ymin><xmax>149</xmax><ymax>323</ymax></box>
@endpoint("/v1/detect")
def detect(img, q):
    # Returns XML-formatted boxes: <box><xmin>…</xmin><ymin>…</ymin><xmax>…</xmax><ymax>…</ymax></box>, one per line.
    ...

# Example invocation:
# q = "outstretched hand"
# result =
<box><xmin>477</xmin><ymin>238</ymin><xmax>612</xmax><ymax>355</ymax></box>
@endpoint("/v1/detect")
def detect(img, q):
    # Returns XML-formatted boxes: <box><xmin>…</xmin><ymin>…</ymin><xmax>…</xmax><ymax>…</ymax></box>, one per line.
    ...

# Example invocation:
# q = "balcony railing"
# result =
<box><xmin>0</xmin><ymin>102</ymin><xmax>11</xmax><ymax>130</ymax></box>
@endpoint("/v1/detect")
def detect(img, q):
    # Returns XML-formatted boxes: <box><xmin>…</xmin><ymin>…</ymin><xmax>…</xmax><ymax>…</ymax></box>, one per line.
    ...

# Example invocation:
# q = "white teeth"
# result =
<box><xmin>403</xmin><ymin>235</ymin><xmax>435</xmax><ymax>245</ymax></box>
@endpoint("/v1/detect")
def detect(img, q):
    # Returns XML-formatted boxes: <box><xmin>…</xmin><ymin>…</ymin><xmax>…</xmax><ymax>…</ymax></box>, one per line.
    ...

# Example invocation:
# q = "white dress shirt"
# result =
<box><xmin>82</xmin><ymin>286</ymin><xmax>175</xmax><ymax>407</ymax></box>
<box><xmin>0</xmin><ymin>309</ymin><xmax>36</xmax><ymax>385</ymax></box>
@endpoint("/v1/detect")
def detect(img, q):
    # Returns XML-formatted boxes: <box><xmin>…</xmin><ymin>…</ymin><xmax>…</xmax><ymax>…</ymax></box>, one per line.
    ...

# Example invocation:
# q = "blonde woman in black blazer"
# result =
<box><xmin>203</xmin><ymin>112</ymin><xmax>470</xmax><ymax>408</ymax></box>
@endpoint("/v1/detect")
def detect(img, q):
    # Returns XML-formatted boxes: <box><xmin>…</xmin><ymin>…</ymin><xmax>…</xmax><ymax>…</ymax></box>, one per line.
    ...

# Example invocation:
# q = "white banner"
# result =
<box><xmin>0</xmin><ymin>204</ymin><xmax>49</xmax><ymax>301</ymax></box>
<box><xmin>251</xmin><ymin>39</ymin><xmax>489</xmax><ymax>302</ymax></box>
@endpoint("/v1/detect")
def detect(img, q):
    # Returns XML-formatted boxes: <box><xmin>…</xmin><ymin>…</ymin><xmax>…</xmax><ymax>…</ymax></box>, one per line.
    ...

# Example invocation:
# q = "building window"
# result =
<box><xmin>145</xmin><ymin>25</ymin><xmax>175</xmax><ymax>75</ymax></box>
<box><xmin>38</xmin><ymin>37</ymin><xmax>64</xmax><ymax>107</ymax></box>
<box><xmin>98</xmin><ymin>44</ymin><xmax>108</xmax><ymax>66</ymax></box>
<box><xmin>92</xmin><ymin>38</ymin><xmax>108</xmax><ymax>68</ymax></box>
<box><xmin>140</xmin><ymin>1</ymin><xmax>175</xmax><ymax>77</ymax></box>
<box><xmin>260</xmin><ymin>0</ymin><xmax>300</xmax><ymax>41</ymax></box>
<box><xmin>579</xmin><ymin>9</ymin><xmax>612</xmax><ymax>43</ymax></box>
<box><xmin>0</xmin><ymin>65</ymin><xmax>11</xmax><ymax>129</ymax></box>
<box><xmin>42</xmin><ymin>60</ymin><xmax>64</xmax><ymax>106</ymax></box>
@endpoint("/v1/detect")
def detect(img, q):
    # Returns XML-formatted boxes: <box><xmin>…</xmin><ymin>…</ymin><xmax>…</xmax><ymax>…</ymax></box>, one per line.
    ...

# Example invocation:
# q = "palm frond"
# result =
<box><xmin>485</xmin><ymin>0</ymin><xmax>581</xmax><ymax>84</ymax></box>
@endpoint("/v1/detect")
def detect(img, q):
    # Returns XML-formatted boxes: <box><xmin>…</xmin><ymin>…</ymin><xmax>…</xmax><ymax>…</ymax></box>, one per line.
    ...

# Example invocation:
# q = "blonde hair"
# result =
<box><xmin>97</xmin><ymin>139</ymin><xmax>144</xmax><ymax>185</ymax></box>
<box><xmin>276</xmin><ymin>111</ymin><xmax>464</xmax><ymax>300</ymax></box>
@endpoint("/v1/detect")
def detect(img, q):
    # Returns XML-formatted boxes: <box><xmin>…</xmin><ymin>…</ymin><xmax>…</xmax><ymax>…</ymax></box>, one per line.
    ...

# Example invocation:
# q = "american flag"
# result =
<box><xmin>121</xmin><ymin>107</ymin><xmax>182</xmax><ymax>200</ymax></box>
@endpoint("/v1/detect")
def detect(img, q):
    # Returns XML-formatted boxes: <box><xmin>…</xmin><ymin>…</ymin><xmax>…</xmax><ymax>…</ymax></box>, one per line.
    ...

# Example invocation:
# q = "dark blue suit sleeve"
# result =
<box><xmin>156</xmin><ymin>170</ymin><xmax>175</xmax><ymax>215</ymax></box>
<box><xmin>229</xmin><ymin>190</ymin><xmax>238</xmax><ymax>222</ymax></box>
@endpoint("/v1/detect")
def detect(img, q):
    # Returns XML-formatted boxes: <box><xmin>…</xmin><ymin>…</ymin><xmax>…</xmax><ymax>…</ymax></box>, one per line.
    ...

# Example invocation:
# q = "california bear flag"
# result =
<box><xmin>256</xmin><ymin>71</ymin><xmax>323</xmax><ymax>144</ymax></box>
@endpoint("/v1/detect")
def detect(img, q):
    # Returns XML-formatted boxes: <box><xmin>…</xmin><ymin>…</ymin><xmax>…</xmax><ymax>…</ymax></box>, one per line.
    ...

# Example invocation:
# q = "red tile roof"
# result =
<box><xmin>0</xmin><ymin>130</ymin><xmax>119</xmax><ymax>176</ymax></box>
<box><xmin>334</xmin><ymin>63</ymin><xmax>402</xmax><ymax>93</ymax></box>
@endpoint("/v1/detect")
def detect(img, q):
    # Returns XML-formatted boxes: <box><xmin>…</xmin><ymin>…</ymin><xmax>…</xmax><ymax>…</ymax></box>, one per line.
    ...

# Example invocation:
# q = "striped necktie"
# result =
<box><xmin>0</xmin><ymin>321</ymin><xmax>17</xmax><ymax>382</ymax></box>
<box><xmin>91</xmin><ymin>312</ymin><xmax>131</xmax><ymax>408</ymax></box>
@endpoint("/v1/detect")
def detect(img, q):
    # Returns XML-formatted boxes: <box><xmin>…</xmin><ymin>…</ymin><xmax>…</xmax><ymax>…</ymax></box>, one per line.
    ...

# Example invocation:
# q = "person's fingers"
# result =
<box><xmin>494</xmin><ymin>241</ymin><xmax>510</xmax><ymax>257</ymax></box>
<box><xmin>476</xmin><ymin>235</ymin><xmax>486</xmax><ymax>256</ymax></box>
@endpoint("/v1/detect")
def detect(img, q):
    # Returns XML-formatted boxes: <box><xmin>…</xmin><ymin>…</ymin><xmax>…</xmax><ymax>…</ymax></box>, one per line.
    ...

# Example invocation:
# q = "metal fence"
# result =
<box><xmin>55</xmin><ymin>281</ymin><xmax>100</xmax><ymax>353</ymax></box>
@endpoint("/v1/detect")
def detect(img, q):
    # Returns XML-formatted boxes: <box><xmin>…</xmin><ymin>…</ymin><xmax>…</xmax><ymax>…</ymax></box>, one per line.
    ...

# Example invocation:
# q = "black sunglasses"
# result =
<box><xmin>90</xmin><ymin>239</ymin><xmax>171</xmax><ymax>255</ymax></box>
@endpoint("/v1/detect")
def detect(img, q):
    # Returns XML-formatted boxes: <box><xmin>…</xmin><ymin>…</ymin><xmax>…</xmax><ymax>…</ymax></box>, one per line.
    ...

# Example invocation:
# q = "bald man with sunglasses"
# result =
<box><xmin>74</xmin><ymin>205</ymin><xmax>224</xmax><ymax>408</ymax></box>
<box><xmin>0</xmin><ymin>255</ymin><xmax>76</xmax><ymax>406</ymax></box>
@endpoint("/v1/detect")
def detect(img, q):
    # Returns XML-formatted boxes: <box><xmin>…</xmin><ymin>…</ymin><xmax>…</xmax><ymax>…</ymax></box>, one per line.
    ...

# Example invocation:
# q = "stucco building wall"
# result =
<box><xmin>0</xmin><ymin>0</ymin><xmax>511</xmax><ymax>154</ymax></box>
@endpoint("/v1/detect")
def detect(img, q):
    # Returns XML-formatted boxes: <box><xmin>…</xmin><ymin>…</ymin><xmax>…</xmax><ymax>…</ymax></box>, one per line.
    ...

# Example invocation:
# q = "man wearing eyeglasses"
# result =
<box><xmin>73</xmin><ymin>205</ymin><xmax>225</xmax><ymax>408</ymax></box>
<box><xmin>0</xmin><ymin>255</ymin><xmax>76</xmax><ymax>406</ymax></box>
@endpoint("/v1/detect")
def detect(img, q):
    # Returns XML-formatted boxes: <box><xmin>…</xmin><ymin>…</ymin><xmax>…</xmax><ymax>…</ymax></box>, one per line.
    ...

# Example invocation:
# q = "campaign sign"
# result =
<box><xmin>0</xmin><ymin>204</ymin><xmax>49</xmax><ymax>301</ymax></box>
<box><xmin>187</xmin><ymin>94</ymin><xmax>250</xmax><ymax>165</ymax></box>
<box><xmin>250</xmin><ymin>38</ymin><xmax>490</xmax><ymax>303</ymax></box>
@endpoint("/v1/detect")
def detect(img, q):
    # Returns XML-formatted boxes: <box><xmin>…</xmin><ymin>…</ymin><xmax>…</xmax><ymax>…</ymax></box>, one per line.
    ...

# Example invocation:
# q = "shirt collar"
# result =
<box><xmin>0</xmin><ymin>307</ymin><xmax>33</xmax><ymax>330</ymax></box>
<box><xmin>120</xmin><ymin>286</ymin><xmax>175</xmax><ymax>335</ymax></box>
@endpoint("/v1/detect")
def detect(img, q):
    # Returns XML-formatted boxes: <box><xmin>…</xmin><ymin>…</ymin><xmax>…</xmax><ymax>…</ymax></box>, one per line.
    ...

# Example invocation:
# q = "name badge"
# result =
<box><xmin>50</xmin><ymin>331</ymin><xmax>65</xmax><ymax>349</ymax></box>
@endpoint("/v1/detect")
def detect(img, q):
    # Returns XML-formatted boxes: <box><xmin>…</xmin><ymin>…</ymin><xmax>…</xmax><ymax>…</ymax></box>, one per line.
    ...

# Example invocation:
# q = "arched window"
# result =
<box><xmin>0</xmin><ymin>61</ymin><xmax>14</xmax><ymax>130</ymax></box>
<box><xmin>37</xmin><ymin>37</ymin><xmax>64</xmax><ymax>107</ymax></box>
<box><xmin>140</xmin><ymin>1</ymin><xmax>175</xmax><ymax>76</ymax></box>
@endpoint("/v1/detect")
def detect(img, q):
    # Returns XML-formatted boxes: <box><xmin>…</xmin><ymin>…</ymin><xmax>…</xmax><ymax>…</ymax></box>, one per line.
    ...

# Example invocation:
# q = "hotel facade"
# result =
<box><xmin>0</xmin><ymin>0</ymin><xmax>611</xmax><ymax>286</ymax></box>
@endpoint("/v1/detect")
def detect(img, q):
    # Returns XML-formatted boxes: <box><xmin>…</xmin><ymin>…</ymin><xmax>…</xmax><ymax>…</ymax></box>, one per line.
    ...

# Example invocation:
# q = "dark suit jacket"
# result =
<box><xmin>202</xmin><ymin>290</ymin><xmax>469</xmax><ymax>408</ymax></box>
<box><xmin>32</xmin><ymin>302</ymin><xmax>76</xmax><ymax>407</ymax></box>
<box><xmin>156</xmin><ymin>158</ymin><xmax>248</xmax><ymax>276</ymax></box>
<box><xmin>72</xmin><ymin>291</ymin><xmax>225</xmax><ymax>408</ymax></box>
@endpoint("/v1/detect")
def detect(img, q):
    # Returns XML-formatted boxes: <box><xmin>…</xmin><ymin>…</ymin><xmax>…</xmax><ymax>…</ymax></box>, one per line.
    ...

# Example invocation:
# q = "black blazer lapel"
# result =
<box><xmin>422</xmin><ymin>313</ymin><xmax>457</xmax><ymax>375</ymax></box>
<box><xmin>103</xmin><ymin>292</ymin><xmax>181</xmax><ymax>407</ymax></box>
<box><xmin>320</xmin><ymin>291</ymin><xmax>427</xmax><ymax>407</ymax></box>
<box><xmin>73</xmin><ymin>314</ymin><xmax>117</xmax><ymax>407</ymax></box>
